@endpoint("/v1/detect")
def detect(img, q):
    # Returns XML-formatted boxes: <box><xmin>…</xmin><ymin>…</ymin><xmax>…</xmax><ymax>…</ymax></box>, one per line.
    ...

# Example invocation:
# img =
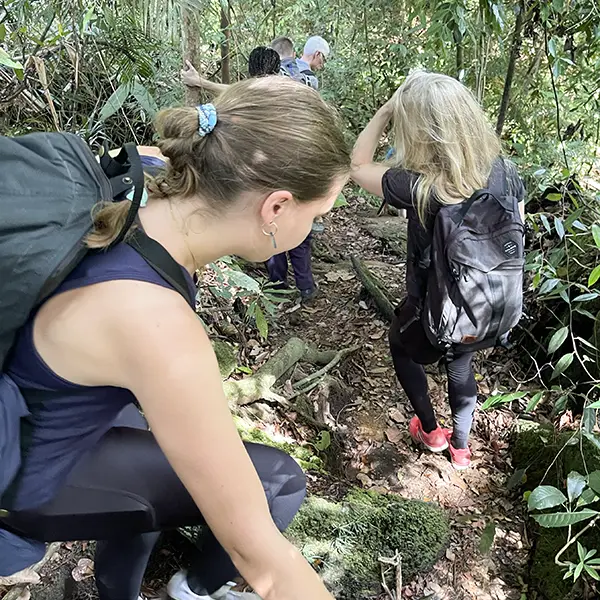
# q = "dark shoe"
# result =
<box><xmin>300</xmin><ymin>285</ymin><xmax>319</xmax><ymax>304</ymax></box>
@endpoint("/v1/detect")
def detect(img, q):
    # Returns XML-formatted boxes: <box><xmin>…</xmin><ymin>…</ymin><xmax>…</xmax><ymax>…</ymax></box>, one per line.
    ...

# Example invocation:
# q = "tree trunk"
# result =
<box><xmin>495</xmin><ymin>1</ymin><xmax>525</xmax><ymax>136</ymax></box>
<box><xmin>182</xmin><ymin>9</ymin><xmax>201</xmax><ymax>106</ymax></box>
<box><xmin>220</xmin><ymin>3</ymin><xmax>231</xmax><ymax>84</ymax></box>
<box><xmin>351</xmin><ymin>255</ymin><xmax>396</xmax><ymax>322</ymax></box>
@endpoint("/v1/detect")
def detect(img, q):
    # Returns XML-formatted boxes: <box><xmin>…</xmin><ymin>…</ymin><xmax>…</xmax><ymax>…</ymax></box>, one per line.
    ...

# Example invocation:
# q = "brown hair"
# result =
<box><xmin>87</xmin><ymin>76</ymin><xmax>350</xmax><ymax>249</ymax></box>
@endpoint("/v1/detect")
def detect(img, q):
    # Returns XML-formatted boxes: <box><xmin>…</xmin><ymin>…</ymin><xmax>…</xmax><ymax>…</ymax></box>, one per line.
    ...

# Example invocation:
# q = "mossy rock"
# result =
<box><xmin>286</xmin><ymin>489</ymin><xmax>450</xmax><ymax>599</ymax></box>
<box><xmin>235</xmin><ymin>416</ymin><xmax>324</xmax><ymax>472</ymax></box>
<box><xmin>513</xmin><ymin>419</ymin><xmax>600</xmax><ymax>490</ymax></box>
<box><xmin>513</xmin><ymin>419</ymin><xmax>600</xmax><ymax>600</ymax></box>
<box><xmin>213</xmin><ymin>339</ymin><xmax>238</xmax><ymax>380</ymax></box>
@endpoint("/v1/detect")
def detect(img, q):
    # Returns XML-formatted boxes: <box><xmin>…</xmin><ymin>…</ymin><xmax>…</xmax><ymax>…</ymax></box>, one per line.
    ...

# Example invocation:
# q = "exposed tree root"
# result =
<box><xmin>351</xmin><ymin>255</ymin><xmax>396</xmax><ymax>322</ymax></box>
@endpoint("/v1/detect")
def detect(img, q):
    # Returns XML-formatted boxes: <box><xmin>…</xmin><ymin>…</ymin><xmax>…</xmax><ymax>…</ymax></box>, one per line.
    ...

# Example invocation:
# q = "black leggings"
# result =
<box><xmin>3</xmin><ymin>406</ymin><xmax>306</xmax><ymax>599</ymax></box>
<box><xmin>389</xmin><ymin>310</ymin><xmax>478</xmax><ymax>449</ymax></box>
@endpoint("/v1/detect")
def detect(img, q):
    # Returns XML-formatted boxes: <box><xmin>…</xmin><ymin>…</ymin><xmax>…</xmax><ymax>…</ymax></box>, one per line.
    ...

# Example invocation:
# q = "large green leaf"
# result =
<box><xmin>577</xmin><ymin>487</ymin><xmax>599</xmax><ymax>508</ymax></box>
<box><xmin>588</xmin><ymin>471</ymin><xmax>600</xmax><ymax>496</ymax></box>
<box><xmin>551</xmin><ymin>353</ymin><xmax>574</xmax><ymax>379</ymax></box>
<box><xmin>480</xmin><ymin>391</ymin><xmax>527</xmax><ymax>411</ymax></box>
<box><xmin>254</xmin><ymin>305</ymin><xmax>268</xmax><ymax>340</ymax></box>
<box><xmin>548</xmin><ymin>326</ymin><xmax>568</xmax><ymax>354</ymax></box>
<box><xmin>589</xmin><ymin>265</ymin><xmax>600</xmax><ymax>287</ymax></box>
<box><xmin>225</xmin><ymin>268</ymin><xmax>261</xmax><ymax>293</ymax></box>
<box><xmin>131</xmin><ymin>81</ymin><xmax>158</xmax><ymax>118</ymax></box>
<box><xmin>532</xmin><ymin>509</ymin><xmax>598</xmax><ymax>528</ymax></box>
<box><xmin>525</xmin><ymin>391</ymin><xmax>544</xmax><ymax>412</ymax></box>
<box><xmin>567</xmin><ymin>472</ymin><xmax>587</xmax><ymax>502</ymax></box>
<box><xmin>528</xmin><ymin>485</ymin><xmax>567</xmax><ymax>511</ymax></box>
<box><xmin>99</xmin><ymin>83</ymin><xmax>130</xmax><ymax>122</ymax></box>
<box><xmin>0</xmin><ymin>48</ymin><xmax>23</xmax><ymax>70</ymax></box>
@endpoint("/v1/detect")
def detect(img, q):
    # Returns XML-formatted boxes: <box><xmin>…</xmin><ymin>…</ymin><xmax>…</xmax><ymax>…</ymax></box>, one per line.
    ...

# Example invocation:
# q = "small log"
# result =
<box><xmin>351</xmin><ymin>255</ymin><xmax>395</xmax><ymax>322</ymax></box>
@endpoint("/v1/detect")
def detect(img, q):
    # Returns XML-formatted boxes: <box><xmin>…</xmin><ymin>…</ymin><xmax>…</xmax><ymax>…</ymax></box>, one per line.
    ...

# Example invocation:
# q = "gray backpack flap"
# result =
<box><xmin>0</xmin><ymin>132</ymin><xmax>145</xmax><ymax>371</ymax></box>
<box><xmin>422</xmin><ymin>162</ymin><xmax>525</xmax><ymax>353</ymax></box>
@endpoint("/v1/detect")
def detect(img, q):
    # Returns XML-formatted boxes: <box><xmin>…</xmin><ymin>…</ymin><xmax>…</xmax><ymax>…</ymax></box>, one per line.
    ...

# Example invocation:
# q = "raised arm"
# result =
<box><xmin>181</xmin><ymin>60</ymin><xmax>229</xmax><ymax>96</ymax></box>
<box><xmin>110</xmin><ymin>282</ymin><xmax>333</xmax><ymax>600</ymax></box>
<box><xmin>350</xmin><ymin>98</ymin><xmax>395</xmax><ymax>198</ymax></box>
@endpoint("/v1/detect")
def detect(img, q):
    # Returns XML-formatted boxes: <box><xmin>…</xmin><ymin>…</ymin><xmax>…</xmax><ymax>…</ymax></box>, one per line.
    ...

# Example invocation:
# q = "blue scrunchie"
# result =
<box><xmin>196</xmin><ymin>103</ymin><xmax>217</xmax><ymax>137</ymax></box>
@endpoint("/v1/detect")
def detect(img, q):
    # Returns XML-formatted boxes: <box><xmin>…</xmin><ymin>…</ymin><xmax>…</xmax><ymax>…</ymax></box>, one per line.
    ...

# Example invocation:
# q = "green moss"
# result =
<box><xmin>235</xmin><ymin>417</ymin><xmax>324</xmax><ymax>472</ymax></box>
<box><xmin>513</xmin><ymin>420</ymin><xmax>600</xmax><ymax>600</ymax></box>
<box><xmin>287</xmin><ymin>489</ymin><xmax>450</xmax><ymax>599</ymax></box>
<box><xmin>212</xmin><ymin>339</ymin><xmax>238</xmax><ymax>380</ymax></box>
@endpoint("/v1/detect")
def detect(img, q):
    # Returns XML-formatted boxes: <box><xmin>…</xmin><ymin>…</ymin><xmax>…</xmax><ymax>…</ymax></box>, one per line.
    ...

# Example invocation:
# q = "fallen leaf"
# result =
<box><xmin>358</xmin><ymin>301</ymin><xmax>368</xmax><ymax>310</ymax></box>
<box><xmin>370</xmin><ymin>330</ymin><xmax>385</xmax><ymax>340</ymax></box>
<box><xmin>356</xmin><ymin>473</ymin><xmax>373</xmax><ymax>486</ymax></box>
<box><xmin>325</xmin><ymin>271</ymin><xmax>342</xmax><ymax>282</ymax></box>
<box><xmin>72</xmin><ymin>558</ymin><xmax>94</xmax><ymax>582</ymax></box>
<box><xmin>370</xmin><ymin>367</ymin><xmax>388</xmax><ymax>375</ymax></box>
<box><xmin>446</xmin><ymin>548</ymin><xmax>456</xmax><ymax>562</ymax></box>
<box><xmin>389</xmin><ymin>408</ymin><xmax>405</xmax><ymax>423</ymax></box>
<box><xmin>385</xmin><ymin>427</ymin><xmax>402</xmax><ymax>443</ymax></box>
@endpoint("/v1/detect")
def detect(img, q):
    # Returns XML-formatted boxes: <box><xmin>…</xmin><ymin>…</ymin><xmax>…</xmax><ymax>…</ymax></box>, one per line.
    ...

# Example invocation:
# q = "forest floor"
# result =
<box><xmin>1</xmin><ymin>194</ymin><xmax>532</xmax><ymax>600</ymax></box>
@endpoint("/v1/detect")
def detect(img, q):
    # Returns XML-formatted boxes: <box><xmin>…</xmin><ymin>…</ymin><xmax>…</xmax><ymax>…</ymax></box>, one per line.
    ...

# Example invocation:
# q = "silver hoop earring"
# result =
<box><xmin>262</xmin><ymin>221</ymin><xmax>279</xmax><ymax>249</ymax></box>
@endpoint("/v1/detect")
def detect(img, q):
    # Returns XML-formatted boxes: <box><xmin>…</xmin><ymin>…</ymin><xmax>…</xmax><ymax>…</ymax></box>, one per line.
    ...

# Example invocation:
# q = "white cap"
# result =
<box><xmin>303</xmin><ymin>36</ymin><xmax>330</xmax><ymax>57</ymax></box>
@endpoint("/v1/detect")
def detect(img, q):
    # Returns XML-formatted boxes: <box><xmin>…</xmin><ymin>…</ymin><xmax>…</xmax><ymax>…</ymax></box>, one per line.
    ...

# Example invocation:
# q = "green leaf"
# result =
<box><xmin>578</xmin><ymin>542</ymin><xmax>586</xmax><ymax>562</ymax></box>
<box><xmin>587</xmin><ymin>401</ymin><xmax>600</xmax><ymax>409</ymax></box>
<box><xmin>526</xmin><ymin>391</ymin><xmax>544</xmax><ymax>412</ymax></box>
<box><xmin>548</xmin><ymin>327</ymin><xmax>569</xmax><ymax>354</ymax></box>
<box><xmin>586</xmin><ymin>549</ymin><xmax>597</xmax><ymax>560</ymax></box>
<box><xmin>539</xmin><ymin>278</ymin><xmax>560</xmax><ymax>294</ymax></box>
<box><xmin>593</xmin><ymin>224</ymin><xmax>600</xmax><ymax>249</ymax></box>
<box><xmin>131</xmin><ymin>81</ymin><xmax>158</xmax><ymax>118</ymax></box>
<box><xmin>480</xmin><ymin>391</ymin><xmax>527</xmax><ymax>411</ymax></box>
<box><xmin>0</xmin><ymin>23</ymin><xmax>6</xmax><ymax>42</ymax></box>
<box><xmin>568</xmin><ymin>472</ymin><xmax>587</xmax><ymax>502</ymax></box>
<box><xmin>528</xmin><ymin>485</ymin><xmax>567</xmax><ymax>511</ymax></box>
<box><xmin>333</xmin><ymin>192</ymin><xmax>348</xmax><ymax>208</ymax></box>
<box><xmin>584</xmin><ymin>564</ymin><xmax>600</xmax><ymax>581</ymax></box>
<box><xmin>0</xmin><ymin>47</ymin><xmax>23</xmax><ymax>70</ymax></box>
<box><xmin>574</xmin><ymin>293</ymin><xmax>600</xmax><ymax>302</ymax></box>
<box><xmin>577</xmin><ymin>487</ymin><xmax>599</xmax><ymax>508</ymax></box>
<box><xmin>540</xmin><ymin>214</ymin><xmax>551</xmax><ymax>233</ymax></box>
<box><xmin>225</xmin><ymin>268</ymin><xmax>261</xmax><ymax>293</ymax></box>
<box><xmin>588</xmin><ymin>471</ymin><xmax>600</xmax><ymax>496</ymax></box>
<box><xmin>574</xmin><ymin>561</ymin><xmax>584</xmax><ymax>581</ymax></box>
<box><xmin>532</xmin><ymin>509</ymin><xmax>598</xmax><ymax>528</ymax></box>
<box><xmin>548</xmin><ymin>37</ymin><xmax>557</xmax><ymax>57</ymax></box>
<box><xmin>554</xmin><ymin>217</ymin><xmax>565</xmax><ymax>239</ymax></box>
<box><xmin>507</xmin><ymin>467</ymin><xmax>528</xmax><ymax>491</ymax></box>
<box><xmin>254</xmin><ymin>305</ymin><xmax>268</xmax><ymax>340</ymax></box>
<box><xmin>314</xmin><ymin>430</ymin><xmax>331</xmax><ymax>451</ymax></box>
<box><xmin>479</xmin><ymin>521</ymin><xmax>496</xmax><ymax>554</ymax></box>
<box><xmin>99</xmin><ymin>83</ymin><xmax>130</xmax><ymax>122</ymax></box>
<box><xmin>589</xmin><ymin>266</ymin><xmax>600</xmax><ymax>287</ymax></box>
<box><xmin>551</xmin><ymin>353</ymin><xmax>574</xmax><ymax>379</ymax></box>
<box><xmin>546</xmin><ymin>193</ymin><xmax>562</xmax><ymax>201</ymax></box>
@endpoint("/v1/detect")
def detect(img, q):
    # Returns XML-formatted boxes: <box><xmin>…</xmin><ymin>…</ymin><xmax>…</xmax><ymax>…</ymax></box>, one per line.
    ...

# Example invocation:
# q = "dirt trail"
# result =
<box><xmin>1</xmin><ymin>195</ymin><xmax>529</xmax><ymax>600</ymax></box>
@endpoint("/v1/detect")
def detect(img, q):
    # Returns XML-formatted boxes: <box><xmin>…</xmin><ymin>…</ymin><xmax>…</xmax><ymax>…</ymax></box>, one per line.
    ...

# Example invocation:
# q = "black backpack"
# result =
<box><xmin>421</xmin><ymin>159</ymin><xmax>525</xmax><ymax>353</ymax></box>
<box><xmin>0</xmin><ymin>132</ymin><xmax>194</xmax><ymax>371</ymax></box>
<box><xmin>0</xmin><ymin>132</ymin><xmax>195</xmax><ymax>502</ymax></box>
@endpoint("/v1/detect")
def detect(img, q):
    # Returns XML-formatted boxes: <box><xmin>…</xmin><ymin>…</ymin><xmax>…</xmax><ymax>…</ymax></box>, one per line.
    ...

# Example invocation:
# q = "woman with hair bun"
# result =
<box><xmin>0</xmin><ymin>77</ymin><xmax>349</xmax><ymax>600</ymax></box>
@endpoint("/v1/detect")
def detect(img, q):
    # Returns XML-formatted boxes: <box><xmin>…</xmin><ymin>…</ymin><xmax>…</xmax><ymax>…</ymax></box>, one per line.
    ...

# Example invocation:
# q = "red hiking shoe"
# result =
<box><xmin>446</xmin><ymin>431</ymin><xmax>472</xmax><ymax>470</ymax></box>
<box><xmin>409</xmin><ymin>416</ymin><xmax>448</xmax><ymax>453</ymax></box>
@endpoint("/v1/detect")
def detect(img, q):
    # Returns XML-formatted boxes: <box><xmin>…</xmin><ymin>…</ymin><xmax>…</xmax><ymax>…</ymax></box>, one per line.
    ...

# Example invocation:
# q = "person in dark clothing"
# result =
<box><xmin>181</xmin><ymin>47</ymin><xmax>280</xmax><ymax>94</ymax></box>
<box><xmin>0</xmin><ymin>78</ymin><xmax>350</xmax><ymax>600</ymax></box>
<box><xmin>351</xmin><ymin>71</ymin><xmax>525</xmax><ymax>470</ymax></box>
<box><xmin>248</xmin><ymin>46</ymin><xmax>280</xmax><ymax>77</ymax></box>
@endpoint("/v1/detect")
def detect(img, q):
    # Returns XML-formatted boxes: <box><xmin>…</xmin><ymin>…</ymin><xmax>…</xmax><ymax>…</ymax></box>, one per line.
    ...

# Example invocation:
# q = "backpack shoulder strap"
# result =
<box><xmin>126</xmin><ymin>228</ymin><xmax>195</xmax><ymax>308</ymax></box>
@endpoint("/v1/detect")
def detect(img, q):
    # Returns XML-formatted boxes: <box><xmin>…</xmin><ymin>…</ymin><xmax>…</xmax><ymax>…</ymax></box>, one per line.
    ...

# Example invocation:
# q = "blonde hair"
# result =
<box><xmin>87</xmin><ymin>77</ymin><xmax>350</xmax><ymax>248</ymax></box>
<box><xmin>390</xmin><ymin>71</ymin><xmax>501</xmax><ymax>225</ymax></box>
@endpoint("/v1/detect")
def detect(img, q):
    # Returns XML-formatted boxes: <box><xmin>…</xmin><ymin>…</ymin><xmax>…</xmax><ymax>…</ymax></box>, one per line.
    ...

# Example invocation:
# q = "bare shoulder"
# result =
<box><xmin>34</xmin><ymin>278</ymin><xmax>200</xmax><ymax>388</ymax></box>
